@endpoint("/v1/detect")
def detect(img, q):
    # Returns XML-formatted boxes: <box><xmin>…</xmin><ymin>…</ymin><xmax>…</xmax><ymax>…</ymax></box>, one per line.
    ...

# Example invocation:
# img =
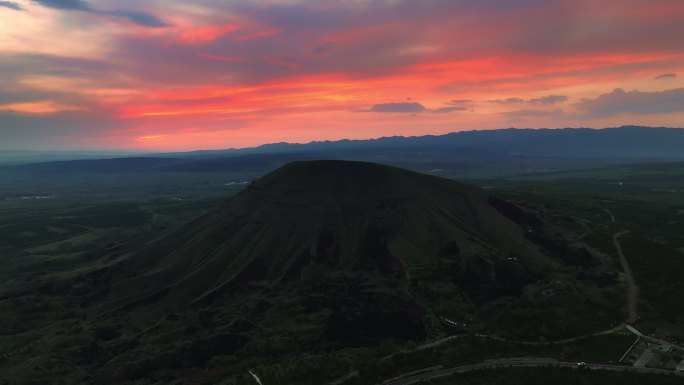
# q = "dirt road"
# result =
<box><xmin>612</xmin><ymin>230</ymin><xmax>639</xmax><ymax>324</ymax></box>
<box><xmin>383</xmin><ymin>358</ymin><xmax>683</xmax><ymax>385</ymax></box>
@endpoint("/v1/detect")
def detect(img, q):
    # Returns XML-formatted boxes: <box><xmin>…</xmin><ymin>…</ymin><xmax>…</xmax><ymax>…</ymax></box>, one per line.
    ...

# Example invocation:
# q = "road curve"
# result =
<box><xmin>604</xmin><ymin>208</ymin><xmax>616</xmax><ymax>223</ymax></box>
<box><xmin>383</xmin><ymin>359</ymin><xmax>683</xmax><ymax>385</ymax></box>
<box><xmin>612</xmin><ymin>230</ymin><xmax>639</xmax><ymax>324</ymax></box>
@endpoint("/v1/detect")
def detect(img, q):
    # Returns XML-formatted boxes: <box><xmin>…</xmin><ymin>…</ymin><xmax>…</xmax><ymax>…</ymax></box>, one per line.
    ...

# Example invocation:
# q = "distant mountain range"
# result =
<box><xmin>6</xmin><ymin>126</ymin><xmax>684</xmax><ymax>176</ymax></box>
<box><xmin>176</xmin><ymin>125</ymin><xmax>684</xmax><ymax>159</ymax></box>
<box><xmin>0</xmin><ymin>150</ymin><xmax>145</xmax><ymax>165</ymax></box>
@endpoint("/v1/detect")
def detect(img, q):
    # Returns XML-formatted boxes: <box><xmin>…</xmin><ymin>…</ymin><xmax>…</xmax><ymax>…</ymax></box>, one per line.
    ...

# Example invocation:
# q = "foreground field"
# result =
<box><xmin>1</xmin><ymin>161</ymin><xmax>683</xmax><ymax>384</ymax></box>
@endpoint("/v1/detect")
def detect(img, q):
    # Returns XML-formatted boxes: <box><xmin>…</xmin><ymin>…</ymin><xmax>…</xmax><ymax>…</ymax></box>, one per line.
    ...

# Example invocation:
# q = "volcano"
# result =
<box><xmin>105</xmin><ymin>161</ymin><xmax>552</xmax><ymax>312</ymax></box>
<box><xmin>69</xmin><ymin>161</ymin><xmax>604</xmax><ymax>381</ymax></box>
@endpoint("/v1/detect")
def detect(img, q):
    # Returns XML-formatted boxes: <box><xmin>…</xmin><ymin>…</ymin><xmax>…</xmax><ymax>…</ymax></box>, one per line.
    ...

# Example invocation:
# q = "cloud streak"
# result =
<box><xmin>32</xmin><ymin>0</ymin><xmax>168</xmax><ymax>27</ymax></box>
<box><xmin>501</xmin><ymin>109</ymin><xmax>571</xmax><ymax>119</ymax></box>
<box><xmin>577</xmin><ymin>88</ymin><xmax>684</xmax><ymax>117</ymax></box>
<box><xmin>489</xmin><ymin>98</ymin><xmax>524</xmax><ymax>105</ymax></box>
<box><xmin>0</xmin><ymin>1</ymin><xmax>21</xmax><ymax>10</ymax></box>
<box><xmin>430</xmin><ymin>106</ymin><xmax>467</xmax><ymax>113</ymax></box>
<box><xmin>368</xmin><ymin>102</ymin><xmax>426</xmax><ymax>113</ymax></box>
<box><xmin>528</xmin><ymin>95</ymin><xmax>568</xmax><ymax>105</ymax></box>
<box><xmin>312</xmin><ymin>42</ymin><xmax>336</xmax><ymax>55</ymax></box>
<box><xmin>366</xmin><ymin>103</ymin><xmax>468</xmax><ymax>114</ymax></box>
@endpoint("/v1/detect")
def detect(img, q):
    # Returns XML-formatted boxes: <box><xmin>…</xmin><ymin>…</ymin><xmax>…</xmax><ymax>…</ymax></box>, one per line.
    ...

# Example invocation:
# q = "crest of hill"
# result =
<box><xmin>103</xmin><ymin>161</ymin><xmax>557</xmax><ymax>319</ymax></box>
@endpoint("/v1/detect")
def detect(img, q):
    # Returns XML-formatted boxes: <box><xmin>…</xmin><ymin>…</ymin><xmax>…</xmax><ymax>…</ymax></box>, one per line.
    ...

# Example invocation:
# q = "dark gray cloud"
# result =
<box><xmin>32</xmin><ymin>0</ymin><xmax>91</xmax><ymax>10</ymax></box>
<box><xmin>312</xmin><ymin>42</ymin><xmax>336</xmax><ymax>55</ymax></box>
<box><xmin>369</xmin><ymin>102</ymin><xmax>426</xmax><ymax>113</ymax></box>
<box><xmin>107</xmin><ymin>9</ymin><xmax>169</xmax><ymax>28</ymax></box>
<box><xmin>364</xmin><ymin>103</ymin><xmax>465</xmax><ymax>114</ymax></box>
<box><xmin>447</xmin><ymin>99</ymin><xmax>473</xmax><ymax>106</ymax></box>
<box><xmin>528</xmin><ymin>95</ymin><xmax>568</xmax><ymax>105</ymax></box>
<box><xmin>489</xmin><ymin>97</ymin><xmax>524</xmax><ymax>105</ymax></box>
<box><xmin>32</xmin><ymin>0</ymin><xmax>168</xmax><ymax>27</ymax></box>
<box><xmin>0</xmin><ymin>90</ymin><xmax>73</xmax><ymax>104</ymax></box>
<box><xmin>443</xmin><ymin>99</ymin><xmax>474</xmax><ymax>112</ymax></box>
<box><xmin>0</xmin><ymin>53</ymin><xmax>122</xmax><ymax>115</ymax></box>
<box><xmin>655</xmin><ymin>73</ymin><xmax>677</xmax><ymax>79</ymax></box>
<box><xmin>108</xmin><ymin>1</ymin><xmax>684</xmax><ymax>91</ymax></box>
<box><xmin>0</xmin><ymin>1</ymin><xmax>22</xmax><ymax>10</ymax></box>
<box><xmin>501</xmin><ymin>109</ymin><xmax>571</xmax><ymax>119</ymax></box>
<box><xmin>0</xmin><ymin>53</ymin><xmax>116</xmax><ymax>83</ymax></box>
<box><xmin>505</xmin><ymin>87</ymin><xmax>684</xmax><ymax>119</ymax></box>
<box><xmin>430</xmin><ymin>106</ymin><xmax>467</xmax><ymax>113</ymax></box>
<box><xmin>0</xmin><ymin>110</ymin><xmax>124</xmax><ymax>150</ymax></box>
<box><xmin>576</xmin><ymin>88</ymin><xmax>684</xmax><ymax>117</ymax></box>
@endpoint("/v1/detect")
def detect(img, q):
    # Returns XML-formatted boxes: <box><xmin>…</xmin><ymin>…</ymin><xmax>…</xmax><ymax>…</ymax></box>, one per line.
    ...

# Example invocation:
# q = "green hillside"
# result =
<box><xmin>106</xmin><ymin>161</ymin><xmax>549</xmax><ymax>313</ymax></box>
<box><xmin>0</xmin><ymin>161</ymin><xmax>625</xmax><ymax>384</ymax></box>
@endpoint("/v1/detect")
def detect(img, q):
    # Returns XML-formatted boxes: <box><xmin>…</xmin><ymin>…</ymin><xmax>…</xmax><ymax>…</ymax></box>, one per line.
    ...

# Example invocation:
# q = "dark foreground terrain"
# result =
<box><xmin>1</xmin><ymin>154</ymin><xmax>683</xmax><ymax>384</ymax></box>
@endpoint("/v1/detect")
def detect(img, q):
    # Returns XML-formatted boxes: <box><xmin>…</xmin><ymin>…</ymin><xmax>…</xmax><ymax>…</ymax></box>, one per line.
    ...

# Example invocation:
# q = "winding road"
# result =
<box><xmin>383</xmin><ymin>359</ymin><xmax>684</xmax><ymax>385</ymax></box>
<box><xmin>604</xmin><ymin>207</ymin><xmax>640</xmax><ymax>325</ymax></box>
<box><xmin>336</xmin><ymin>209</ymin><xmax>652</xmax><ymax>385</ymax></box>
<box><xmin>602</xmin><ymin>208</ymin><xmax>639</xmax><ymax>324</ymax></box>
<box><xmin>613</xmin><ymin>231</ymin><xmax>639</xmax><ymax>324</ymax></box>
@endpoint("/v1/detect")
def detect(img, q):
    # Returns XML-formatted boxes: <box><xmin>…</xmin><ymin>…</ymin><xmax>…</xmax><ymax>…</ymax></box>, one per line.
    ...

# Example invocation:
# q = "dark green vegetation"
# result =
<box><xmin>0</xmin><ymin>197</ymin><xmax>223</xmax><ymax>384</ymax></box>
<box><xmin>430</xmin><ymin>367</ymin><xmax>683</xmax><ymax>385</ymax></box>
<box><xmin>0</xmin><ymin>160</ymin><xmax>628</xmax><ymax>384</ymax></box>
<box><xmin>0</xmin><ymin>168</ymin><xmax>256</xmax><ymax>203</ymax></box>
<box><xmin>220</xmin><ymin>333</ymin><xmax>636</xmax><ymax>385</ymax></box>
<box><xmin>1</xmin><ymin>151</ymin><xmax>683</xmax><ymax>384</ymax></box>
<box><xmin>496</xmin><ymin>162</ymin><xmax>684</xmax><ymax>338</ymax></box>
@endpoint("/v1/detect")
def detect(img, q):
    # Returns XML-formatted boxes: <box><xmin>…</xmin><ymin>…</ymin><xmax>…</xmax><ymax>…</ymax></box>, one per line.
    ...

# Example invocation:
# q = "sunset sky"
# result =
<box><xmin>1</xmin><ymin>0</ymin><xmax>683</xmax><ymax>151</ymax></box>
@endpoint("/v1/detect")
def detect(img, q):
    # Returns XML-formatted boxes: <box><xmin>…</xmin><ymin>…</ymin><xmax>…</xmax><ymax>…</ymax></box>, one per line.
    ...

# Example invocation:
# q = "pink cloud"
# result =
<box><xmin>179</xmin><ymin>24</ymin><xmax>239</xmax><ymax>44</ymax></box>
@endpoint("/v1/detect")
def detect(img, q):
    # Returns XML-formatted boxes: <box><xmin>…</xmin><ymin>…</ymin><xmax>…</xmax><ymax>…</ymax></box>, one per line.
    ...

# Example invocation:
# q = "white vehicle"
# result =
<box><xmin>577</xmin><ymin>362</ymin><xmax>587</xmax><ymax>367</ymax></box>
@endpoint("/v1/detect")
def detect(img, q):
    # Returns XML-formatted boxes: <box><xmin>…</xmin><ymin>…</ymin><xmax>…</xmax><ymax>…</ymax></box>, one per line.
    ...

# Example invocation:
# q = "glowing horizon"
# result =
<box><xmin>1</xmin><ymin>0</ymin><xmax>683</xmax><ymax>151</ymax></box>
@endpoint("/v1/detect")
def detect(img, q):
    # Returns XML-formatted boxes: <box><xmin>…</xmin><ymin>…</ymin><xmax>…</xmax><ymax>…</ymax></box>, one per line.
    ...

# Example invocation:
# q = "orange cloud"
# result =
<box><xmin>0</xmin><ymin>101</ymin><xmax>81</xmax><ymax>114</ymax></box>
<box><xmin>4</xmin><ymin>0</ymin><xmax>684</xmax><ymax>151</ymax></box>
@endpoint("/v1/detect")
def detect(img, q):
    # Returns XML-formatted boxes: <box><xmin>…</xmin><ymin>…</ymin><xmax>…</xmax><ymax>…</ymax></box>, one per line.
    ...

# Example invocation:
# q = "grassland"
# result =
<box><xmin>1</xmin><ymin>160</ymin><xmax>683</xmax><ymax>384</ymax></box>
<box><xmin>430</xmin><ymin>366</ymin><xmax>684</xmax><ymax>385</ymax></box>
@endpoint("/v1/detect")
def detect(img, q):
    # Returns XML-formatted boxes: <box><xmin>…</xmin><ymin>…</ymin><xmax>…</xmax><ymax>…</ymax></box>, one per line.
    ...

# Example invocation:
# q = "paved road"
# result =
<box><xmin>612</xmin><ymin>230</ymin><xmax>639</xmax><ymax>324</ymax></box>
<box><xmin>380</xmin><ymin>322</ymin><xmax>626</xmax><ymax>365</ymax></box>
<box><xmin>604</xmin><ymin>208</ymin><xmax>616</xmax><ymax>222</ymax></box>
<box><xmin>626</xmin><ymin>325</ymin><xmax>684</xmax><ymax>352</ymax></box>
<box><xmin>633</xmin><ymin>348</ymin><xmax>653</xmax><ymax>368</ymax></box>
<box><xmin>383</xmin><ymin>359</ymin><xmax>684</xmax><ymax>385</ymax></box>
<box><xmin>473</xmin><ymin>323</ymin><xmax>626</xmax><ymax>347</ymax></box>
<box><xmin>677</xmin><ymin>359</ymin><xmax>684</xmax><ymax>372</ymax></box>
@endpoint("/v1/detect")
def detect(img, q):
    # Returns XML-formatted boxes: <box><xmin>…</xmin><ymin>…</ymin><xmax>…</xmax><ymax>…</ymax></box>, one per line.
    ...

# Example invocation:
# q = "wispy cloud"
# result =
<box><xmin>528</xmin><ymin>95</ymin><xmax>567</xmax><ymax>105</ymax></box>
<box><xmin>312</xmin><ymin>42</ymin><xmax>336</xmax><ymax>55</ymax></box>
<box><xmin>430</xmin><ymin>106</ymin><xmax>467</xmax><ymax>113</ymax></box>
<box><xmin>32</xmin><ymin>0</ymin><xmax>168</xmax><ymax>27</ymax></box>
<box><xmin>489</xmin><ymin>97</ymin><xmax>524</xmax><ymax>105</ymax></box>
<box><xmin>577</xmin><ymin>88</ymin><xmax>684</xmax><ymax>117</ymax></box>
<box><xmin>0</xmin><ymin>1</ymin><xmax>22</xmax><ymax>10</ymax></box>
<box><xmin>367</xmin><ymin>102</ymin><xmax>426</xmax><ymax>113</ymax></box>
<box><xmin>501</xmin><ymin>109</ymin><xmax>570</xmax><ymax>119</ymax></box>
<box><xmin>107</xmin><ymin>9</ymin><xmax>169</xmax><ymax>28</ymax></box>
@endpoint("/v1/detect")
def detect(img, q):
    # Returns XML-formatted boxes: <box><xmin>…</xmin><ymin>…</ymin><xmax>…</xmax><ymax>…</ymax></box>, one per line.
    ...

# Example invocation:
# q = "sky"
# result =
<box><xmin>1</xmin><ymin>0</ymin><xmax>683</xmax><ymax>151</ymax></box>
